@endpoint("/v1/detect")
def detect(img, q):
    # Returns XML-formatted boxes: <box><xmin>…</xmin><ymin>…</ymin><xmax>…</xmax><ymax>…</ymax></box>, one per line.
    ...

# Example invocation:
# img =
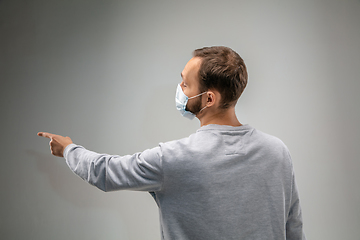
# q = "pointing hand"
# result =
<box><xmin>38</xmin><ymin>132</ymin><xmax>73</xmax><ymax>157</ymax></box>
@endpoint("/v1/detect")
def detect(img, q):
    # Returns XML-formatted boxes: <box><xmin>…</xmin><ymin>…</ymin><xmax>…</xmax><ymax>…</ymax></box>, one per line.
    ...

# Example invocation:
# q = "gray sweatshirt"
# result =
<box><xmin>64</xmin><ymin>124</ymin><xmax>305</xmax><ymax>240</ymax></box>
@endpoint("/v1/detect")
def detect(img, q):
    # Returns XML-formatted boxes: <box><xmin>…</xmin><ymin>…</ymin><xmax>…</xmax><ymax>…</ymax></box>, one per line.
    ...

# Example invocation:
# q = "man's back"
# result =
<box><xmin>152</xmin><ymin>124</ymin><xmax>304</xmax><ymax>239</ymax></box>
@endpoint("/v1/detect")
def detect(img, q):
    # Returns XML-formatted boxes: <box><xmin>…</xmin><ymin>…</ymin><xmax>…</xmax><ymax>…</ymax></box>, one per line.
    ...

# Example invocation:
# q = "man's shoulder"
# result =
<box><xmin>250</xmin><ymin>128</ymin><xmax>292</xmax><ymax>162</ymax></box>
<box><xmin>252</xmin><ymin>128</ymin><xmax>285</xmax><ymax>144</ymax></box>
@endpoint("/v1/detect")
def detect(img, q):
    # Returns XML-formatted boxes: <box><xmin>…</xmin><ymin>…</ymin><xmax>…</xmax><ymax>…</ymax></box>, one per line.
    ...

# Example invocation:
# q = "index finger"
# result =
<box><xmin>37</xmin><ymin>132</ymin><xmax>56</xmax><ymax>139</ymax></box>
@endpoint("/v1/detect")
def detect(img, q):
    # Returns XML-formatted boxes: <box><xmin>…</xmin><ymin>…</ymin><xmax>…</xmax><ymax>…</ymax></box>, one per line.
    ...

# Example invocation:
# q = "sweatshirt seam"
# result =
<box><xmin>159</xmin><ymin>145</ymin><xmax>165</xmax><ymax>192</ymax></box>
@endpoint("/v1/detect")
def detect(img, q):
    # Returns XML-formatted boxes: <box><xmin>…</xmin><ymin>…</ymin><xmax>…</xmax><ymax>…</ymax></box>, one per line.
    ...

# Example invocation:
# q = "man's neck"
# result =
<box><xmin>198</xmin><ymin>107</ymin><xmax>242</xmax><ymax>127</ymax></box>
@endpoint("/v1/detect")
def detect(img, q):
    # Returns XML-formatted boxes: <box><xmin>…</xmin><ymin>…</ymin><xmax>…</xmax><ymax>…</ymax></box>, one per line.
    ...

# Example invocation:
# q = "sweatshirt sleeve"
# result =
<box><xmin>286</xmin><ymin>173</ymin><xmax>306</xmax><ymax>240</ymax></box>
<box><xmin>63</xmin><ymin>143</ymin><xmax>163</xmax><ymax>192</ymax></box>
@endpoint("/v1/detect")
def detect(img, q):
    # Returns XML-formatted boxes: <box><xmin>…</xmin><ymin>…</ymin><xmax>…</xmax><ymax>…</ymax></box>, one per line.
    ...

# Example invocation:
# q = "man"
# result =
<box><xmin>38</xmin><ymin>46</ymin><xmax>305</xmax><ymax>239</ymax></box>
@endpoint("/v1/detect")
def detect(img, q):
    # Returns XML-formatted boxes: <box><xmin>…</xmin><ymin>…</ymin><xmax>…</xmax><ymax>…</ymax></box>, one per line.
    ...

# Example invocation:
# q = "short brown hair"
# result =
<box><xmin>193</xmin><ymin>46</ymin><xmax>248</xmax><ymax>109</ymax></box>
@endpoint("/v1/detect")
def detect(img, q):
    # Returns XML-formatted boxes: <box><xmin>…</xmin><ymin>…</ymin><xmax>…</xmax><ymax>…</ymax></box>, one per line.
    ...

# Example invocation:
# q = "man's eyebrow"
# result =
<box><xmin>180</xmin><ymin>72</ymin><xmax>183</xmax><ymax>78</ymax></box>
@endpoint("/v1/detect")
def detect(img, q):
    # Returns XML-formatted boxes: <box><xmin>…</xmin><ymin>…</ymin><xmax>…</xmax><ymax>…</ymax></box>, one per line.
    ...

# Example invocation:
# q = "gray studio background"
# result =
<box><xmin>1</xmin><ymin>0</ymin><xmax>359</xmax><ymax>239</ymax></box>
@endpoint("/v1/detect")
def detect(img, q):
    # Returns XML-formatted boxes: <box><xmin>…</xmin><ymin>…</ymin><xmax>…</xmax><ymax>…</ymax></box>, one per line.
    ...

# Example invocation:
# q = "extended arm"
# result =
<box><xmin>38</xmin><ymin>132</ymin><xmax>163</xmax><ymax>192</ymax></box>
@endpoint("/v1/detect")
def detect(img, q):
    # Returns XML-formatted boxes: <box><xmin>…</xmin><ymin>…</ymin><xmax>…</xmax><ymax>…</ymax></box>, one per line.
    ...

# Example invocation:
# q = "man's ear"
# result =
<box><xmin>205</xmin><ymin>91</ymin><xmax>216</xmax><ymax>107</ymax></box>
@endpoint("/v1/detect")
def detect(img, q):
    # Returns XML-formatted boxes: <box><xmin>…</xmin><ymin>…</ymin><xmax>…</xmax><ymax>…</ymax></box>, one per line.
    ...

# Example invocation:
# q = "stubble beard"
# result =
<box><xmin>185</xmin><ymin>95</ymin><xmax>203</xmax><ymax>115</ymax></box>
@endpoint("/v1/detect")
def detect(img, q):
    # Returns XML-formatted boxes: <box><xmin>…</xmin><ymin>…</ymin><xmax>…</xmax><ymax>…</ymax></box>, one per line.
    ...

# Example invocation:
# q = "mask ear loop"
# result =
<box><xmin>197</xmin><ymin>92</ymin><xmax>209</xmax><ymax>114</ymax></box>
<box><xmin>188</xmin><ymin>91</ymin><xmax>207</xmax><ymax>100</ymax></box>
<box><xmin>199</xmin><ymin>105</ymin><xmax>207</xmax><ymax>113</ymax></box>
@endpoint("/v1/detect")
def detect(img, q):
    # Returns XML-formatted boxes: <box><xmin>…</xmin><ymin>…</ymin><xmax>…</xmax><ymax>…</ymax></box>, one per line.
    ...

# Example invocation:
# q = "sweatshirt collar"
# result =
<box><xmin>196</xmin><ymin>124</ymin><xmax>252</xmax><ymax>133</ymax></box>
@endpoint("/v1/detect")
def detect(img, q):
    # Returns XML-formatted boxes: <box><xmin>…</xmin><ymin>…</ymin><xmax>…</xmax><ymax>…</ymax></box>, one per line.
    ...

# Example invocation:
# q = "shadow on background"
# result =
<box><xmin>26</xmin><ymin>149</ymin><xmax>111</xmax><ymax>208</ymax></box>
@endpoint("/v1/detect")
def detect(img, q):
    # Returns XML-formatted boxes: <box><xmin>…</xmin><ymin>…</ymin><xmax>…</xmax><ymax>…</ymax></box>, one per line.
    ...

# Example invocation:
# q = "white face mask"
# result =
<box><xmin>175</xmin><ymin>84</ymin><xmax>207</xmax><ymax>120</ymax></box>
